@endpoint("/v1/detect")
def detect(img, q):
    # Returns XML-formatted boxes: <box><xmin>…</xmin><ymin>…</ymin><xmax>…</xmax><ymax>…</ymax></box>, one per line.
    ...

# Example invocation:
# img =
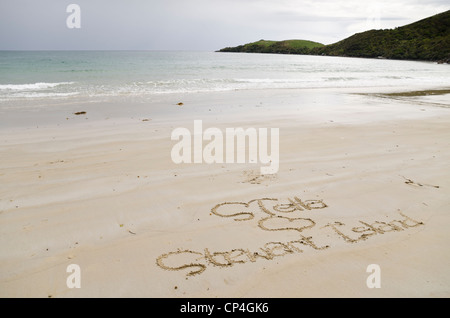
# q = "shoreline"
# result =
<box><xmin>216</xmin><ymin>50</ymin><xmax>450</xmax><ymax>65</ymax></box>
<box><xmin>1</xmin><ymin>84</ymin><xmax>449</xmax><ymax>129</ymax></box>
<box><xmin>1</xmin><ymin>85</ymin><xmax>449</xmax><ymax>297</ymax></box>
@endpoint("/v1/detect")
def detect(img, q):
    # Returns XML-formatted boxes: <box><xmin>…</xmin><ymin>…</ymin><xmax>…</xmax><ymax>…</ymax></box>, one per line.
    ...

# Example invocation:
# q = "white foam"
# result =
<box><xmin>0</xmin><ymin>82</ymin><xmax>74</xmax><ymax>91</ymax></box>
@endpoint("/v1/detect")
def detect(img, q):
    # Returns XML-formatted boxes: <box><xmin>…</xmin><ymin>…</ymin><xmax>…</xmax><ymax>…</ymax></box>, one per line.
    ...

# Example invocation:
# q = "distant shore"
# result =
<box><xmin>217</xmin><ymin>48</ymin><xmax>450</xmax><ymax>65</ymax></box>
<box><xmin>217</xmin><ymin>10</ymin><xmax>450</xmax><ymax>63</ymax></box>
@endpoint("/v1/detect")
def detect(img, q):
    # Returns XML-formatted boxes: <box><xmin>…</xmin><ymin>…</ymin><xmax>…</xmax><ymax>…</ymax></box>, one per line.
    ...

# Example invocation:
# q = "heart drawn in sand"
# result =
<box><xmin>258</xmin><ymin>216</ymin><xmax>316</xmax><ymax>233</ymax></box>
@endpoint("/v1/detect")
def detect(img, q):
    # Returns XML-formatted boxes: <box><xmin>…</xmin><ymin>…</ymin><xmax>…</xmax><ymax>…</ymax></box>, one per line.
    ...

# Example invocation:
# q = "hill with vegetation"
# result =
<box><xmin>218</xmin><ymin>39</ymin><xmax>325</xmax><ymax>55</ymax></box>
<box><xmin>218</xmin><ymin>10</ymin><xmax>450</xmax><ymax>62</ymax></box>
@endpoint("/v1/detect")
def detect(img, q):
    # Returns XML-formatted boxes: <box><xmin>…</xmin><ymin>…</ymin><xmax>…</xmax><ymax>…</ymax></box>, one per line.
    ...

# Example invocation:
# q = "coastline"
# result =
<box><xmin>216</xmin><ymin>10</ymin><xmax>450</xmax><ymax>64</ymax></box>
<box><xmin>217</xmin><ymin>50</ymin><xmax>450</xmax><ymax>65</ymax></box>
<box><xmin>0</xmin><ymin>86</ymin><xmax>449</xmax><ymax>297</ymax></box>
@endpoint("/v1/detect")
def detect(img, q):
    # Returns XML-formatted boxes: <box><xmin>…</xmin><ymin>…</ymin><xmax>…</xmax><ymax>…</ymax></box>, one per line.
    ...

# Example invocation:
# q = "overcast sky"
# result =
<box><xmin>0</xmin><ymin>0</ymin><xmax>448</xmax><ymax>50</ymax></box>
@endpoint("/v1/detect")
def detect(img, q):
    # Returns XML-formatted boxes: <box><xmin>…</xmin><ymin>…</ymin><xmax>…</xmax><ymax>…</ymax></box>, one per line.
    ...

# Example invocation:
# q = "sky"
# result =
<box><xmin>0</xmin><ymin>0</ymin><xmax>448</xmax><ymax>50</ymax></box>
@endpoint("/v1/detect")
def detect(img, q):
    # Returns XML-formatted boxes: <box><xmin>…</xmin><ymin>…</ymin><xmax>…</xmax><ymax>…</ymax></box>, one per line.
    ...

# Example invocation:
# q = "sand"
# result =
<box><xmin>0</xmin><ymin>87</ymin><xmax>449</xmax><ymax>297</ymax></box>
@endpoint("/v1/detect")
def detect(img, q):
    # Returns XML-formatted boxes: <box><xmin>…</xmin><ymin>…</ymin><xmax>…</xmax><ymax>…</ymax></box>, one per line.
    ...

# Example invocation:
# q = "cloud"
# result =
<box><xmin>0</xmin><ymin>0</ymin><xmax>448</xmax><ymax>50</ymax></box>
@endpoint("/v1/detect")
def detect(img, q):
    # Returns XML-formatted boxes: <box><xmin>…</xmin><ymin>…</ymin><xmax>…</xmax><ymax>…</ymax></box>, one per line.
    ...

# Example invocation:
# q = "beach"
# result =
<box><xmin>1</xmin><ymin>85</ymin><xmax>449</xmax><ymax>298</ymax></box>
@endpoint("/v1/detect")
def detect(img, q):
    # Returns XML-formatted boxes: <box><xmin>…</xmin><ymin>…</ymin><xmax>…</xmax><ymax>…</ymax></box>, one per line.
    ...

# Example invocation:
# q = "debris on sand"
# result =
<box><xmin>401</xmin><ymin>176</ymin><xmax>440</xmax><ymax>188</ymax></box>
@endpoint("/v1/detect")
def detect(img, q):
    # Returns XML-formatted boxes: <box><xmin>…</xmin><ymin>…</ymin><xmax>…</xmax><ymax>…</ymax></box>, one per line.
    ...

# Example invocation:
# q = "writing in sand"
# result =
<box><xmin>156</xmin><ymin>196</ymin><xmax>424</xmax><ymax>276</ymax></box>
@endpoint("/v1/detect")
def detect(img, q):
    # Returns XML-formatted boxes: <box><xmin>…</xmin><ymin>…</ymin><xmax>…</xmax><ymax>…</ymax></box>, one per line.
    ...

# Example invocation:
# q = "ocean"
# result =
<box><xmin>1</xmin><ymin>51</ymin><xmax>449</xmax><ymax>104</ymax></box>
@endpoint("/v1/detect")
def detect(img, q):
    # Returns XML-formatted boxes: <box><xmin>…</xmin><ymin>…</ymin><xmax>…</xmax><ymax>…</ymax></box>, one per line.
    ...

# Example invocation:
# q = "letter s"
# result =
<box><xmin>156</xmin><ymin>250</ymin><xmax>206</xmax><ymax>276</ymax></box>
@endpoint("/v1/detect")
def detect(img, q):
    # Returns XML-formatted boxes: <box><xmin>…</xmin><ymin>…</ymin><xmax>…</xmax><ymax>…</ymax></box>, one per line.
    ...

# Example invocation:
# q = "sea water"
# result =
<box><xmin>1</xmin><ymin>51</ymin><xmax>449</xmax><ymax>104</ymax></box>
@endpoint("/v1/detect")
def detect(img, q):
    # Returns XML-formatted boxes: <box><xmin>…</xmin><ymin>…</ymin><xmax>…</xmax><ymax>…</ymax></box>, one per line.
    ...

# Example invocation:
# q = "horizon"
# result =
<box><xmin>0</xmin><ymin>1</ymin><xmax>448</xmax><ymax>51</ymax></box>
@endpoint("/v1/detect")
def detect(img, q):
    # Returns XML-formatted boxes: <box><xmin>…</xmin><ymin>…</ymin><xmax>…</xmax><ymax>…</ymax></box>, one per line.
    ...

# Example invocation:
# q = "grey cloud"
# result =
<box><xmin>0</xmin><ymin>0</ymin><xmax>448</xmax><ymax>50</ymax></box>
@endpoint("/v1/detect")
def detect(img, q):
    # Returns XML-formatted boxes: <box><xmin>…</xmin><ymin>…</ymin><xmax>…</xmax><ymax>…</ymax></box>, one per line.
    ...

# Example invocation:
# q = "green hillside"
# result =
<box><xmin>313</xmin><ymin>10</ymin><xmax>450</xmax><ymax>61</ymax></box>
<box><xmin>218</xmin><ymin>39</ymin><xmax>325</xmax><ymax>55</ymax></box>
<box><xmin>218</xmin><ymin>10</ymin><xmax>450</xmax><ymax>62</ymax></box>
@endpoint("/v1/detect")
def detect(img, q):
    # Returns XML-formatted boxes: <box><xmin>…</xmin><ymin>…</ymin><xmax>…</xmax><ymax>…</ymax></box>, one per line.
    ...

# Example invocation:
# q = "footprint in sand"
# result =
<box><xmin>241</xmin><ymin>170</ymin><xmax>277</xmax><ymax>185</ymax></box>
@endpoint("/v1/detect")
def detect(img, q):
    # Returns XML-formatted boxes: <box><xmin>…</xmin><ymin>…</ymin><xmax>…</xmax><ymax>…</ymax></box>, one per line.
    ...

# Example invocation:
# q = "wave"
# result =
<box><xmin>0</xmin><ymin>82</ymin><xmax>74</xmax><ymax>91</ymax></box>
<box><xmin>88</xmin><ymin>77</ymin><xmax>431</xmax><ymax>96</ymax></box>
<box><xmin>0</xmin><ymin>75</ymin><xmax>444</xmax><ymax>101</ymax></box>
